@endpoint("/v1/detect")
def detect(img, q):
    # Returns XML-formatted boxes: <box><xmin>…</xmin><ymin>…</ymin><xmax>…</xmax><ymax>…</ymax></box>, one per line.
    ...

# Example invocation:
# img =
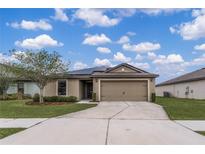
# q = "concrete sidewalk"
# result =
<box><xmin>175</xmin><ymin>120</ymin><xmax>205</xmax><ymax>131</ymax></box>
<box><xmin>0</xmin><ymin>118</ymin><xmax>47</xmax><ymax>128</ymax></box>
<box><xmin>1</xmin><ymin>102</ymin><xmax>205</xmax><ymax>145</ymax></box>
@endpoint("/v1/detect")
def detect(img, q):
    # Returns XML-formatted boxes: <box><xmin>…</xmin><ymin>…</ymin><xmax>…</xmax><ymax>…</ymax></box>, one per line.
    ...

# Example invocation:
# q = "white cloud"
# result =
<box><xmin>94</xmin><ymin>58</ymin><xmax>112</xmax><ymax>66</ymax></box>
<box><xmin>0</xmin><ymin>51</ymin><xmax>27</xmax><ymax>64</ymax></box>
<box><xmin>123</xmin><ymin>42</ymin><xmax>161</xmax><ymax>53</ymax></box>
<box><xmin>83</xmin><ymin>33</ymin><xmax>111</xmax><ymax>46</ymax></box>
<box><xmin>149</xmin><ymin>53</ymin><xmax>187</xmax><ymax>79</ymax></box>
<box><xmin>147</xmin><ymin>52</ymin><xmax>157</xmax><ymax>60</ymax></box>
<box><xmin>113</xmin><ymin>52</ymin><xmax>131</xmax><ymax>63</ymax></box>
<box><xmin>8</xmin><ymin>20</ymin><xmax>52</xmax><ymax>31</ymax></box>
<box><xmin>155</xmin><ymin>63</ymin><xmax>187</xmax><ymax>79</ymax></box>
<box><xmin>117</xmin><ymin>35</ymin><xmax>130</xmax><ymax>44</ymax></box>
<box><xmin>147</xmin><ymin>51</ymin><xmax>205</xmax><ymax>80</ymax></box>
<box><xmin>138</xmin><ymin>9</ymin><xmax>188</xmax><ymax>16</ymax></box>
<box><xmin>96</xmin><ymin>47</ymin><xmax>111</xmax><ymax>54</ymax></box>
<box><xmin>194</xmin><ymin>43</ymin><xmax>205</xmax><ymax>51</ymax></box>
<box><xmin>149</xmin><ymin>50</ymin><xmax>205</xmax><ymax>80</ymax></box>
<box><xmin>190</xmin><ymin>54</ymin><xmax>205</xmax><ymax>66</ymax></box>
<box><xmin>15</xmin><ymin>34</ymin><xmax>63</xmax><ymax>49</ymax></box>
<box><xmin>192</xmin><ymin>9</ymin><xmax>205</xmax><ymax>17</ymax></box>
<box><xmin>113</xmin><ymin>9</ymin><xmax>137</xmax><ymax>17</ymax></box>
<box><xmin>73</xmin><ymin>62</ymin><xmax>88</xmax><ymax>70</ymax></box>
<box><xmin>170</xmin><ymin>9</ymin><xmax>205</xmax><ymax>40</ymax></box>
<box><xmin>0</xmin><ymin>53</ymin><xmax>16</xmax><ymax>63</ymax></box>
<box><xmin>147</xmin><ymin>52</ymin><xmax>186</xmax><ymax>80</ymax></box>
<box><xmin>74</xmin><ymin>9</ymin><xmax>120</xmax><ymax>27</ymax></box>
<box><xmin>135</xmin><ymin>54</ymin><xmax>144</xmax><ymax>61</ymax></box>
<box><xmin>129</xmin><ymin>62</ymin><xmax>150</xmax><ymax>70</ymax></box>
<box><xmin>169</xmin><ymin>27</ymin><xmax>176</xmax><ymax>34</ymax></box>
<box><xmin>153</xmin><ymin>54</ymin><xmax>184</xmax><ymax>65</ymax></box>
<box><xmin>52</xmin><ymin>8</ymin><xmax>69</xmax><ymax>22</ymax></box>
<box><xmin>126</xmin><ymin>31</ymin><xmax>136</xmax><ymax>36</ymax></box>
<box><xmin>73</xmin><ymin>8</ymin><xmax>185</xmax><ymax>28</ymax></box>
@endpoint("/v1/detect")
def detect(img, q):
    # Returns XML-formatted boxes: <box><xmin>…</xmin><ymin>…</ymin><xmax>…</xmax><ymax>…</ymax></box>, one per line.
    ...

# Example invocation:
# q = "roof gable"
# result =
<box><xmin>105</xmin><ymin>63</ymin><xmax>148</xmax><ymax>73</ymax></box>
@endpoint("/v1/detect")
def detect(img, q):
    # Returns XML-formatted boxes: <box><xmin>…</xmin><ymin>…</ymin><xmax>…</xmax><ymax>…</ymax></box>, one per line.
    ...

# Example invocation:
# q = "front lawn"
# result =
<box><xmin>196</xmin><ymin>131</ymin><xmax>205</xmax><ymax>136</ymax></box>
<box><xmin>0</xmin><ymin>128</ymin><xmax>26</xmax><ymax>139</ymax></box>
<box><xmin>156</xmin><ymin>97</ymin><xmax>205</xmax><ymax>120</ymax></box>
<box><xmin>0</xmin><ymin>100</ymin><xmax>97</xmax><ymax>118</ymax></box>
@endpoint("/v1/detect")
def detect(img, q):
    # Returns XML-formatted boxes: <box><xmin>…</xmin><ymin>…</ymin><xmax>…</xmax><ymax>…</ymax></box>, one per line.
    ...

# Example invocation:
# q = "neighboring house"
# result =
<box><xmin>7</xmin><ymin>80</ymin><xmax>40</xmax><ymax>97</ymax></box>
<box><xmin>156</xmin><ymin>68</ymin><xmax>205</xmax><ymax>99</ymax></box>
<box><xmin>7</xmin><ymin>63</ymin><xmax>158</xmax><ymax>101</ymax></box>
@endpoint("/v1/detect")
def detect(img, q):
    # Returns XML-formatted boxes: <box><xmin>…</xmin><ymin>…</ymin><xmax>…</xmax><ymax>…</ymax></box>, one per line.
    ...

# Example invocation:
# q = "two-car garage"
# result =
<box><xmin>100</xmin><ymin>80</ymin><xmax>148</xmax><ymax>101</ymax></box>
<box><xmin>92</xmin><ymin>63</ymin><xmax>158</xmax><ymax>102</ymax></box>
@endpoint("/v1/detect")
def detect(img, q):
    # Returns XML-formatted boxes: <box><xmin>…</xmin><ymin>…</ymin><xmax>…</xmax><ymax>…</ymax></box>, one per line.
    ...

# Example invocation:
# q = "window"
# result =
<box><xmin>17</xmin><ymin>82</ymin><xmax>24</xmax><ymax>94</ymax></box>
<box><xmin>58</xmin><ymin>80</ymin><xmax>67</xmax><ymax>96</ymax></box>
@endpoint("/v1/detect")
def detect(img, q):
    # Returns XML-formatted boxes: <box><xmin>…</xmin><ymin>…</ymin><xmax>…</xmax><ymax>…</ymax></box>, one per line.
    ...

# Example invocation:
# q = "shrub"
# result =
<box><xmin>0</xmin><ymin>93</ymin><xmax>32</xmax><ymax>100</ymax></box>
<box><xmin>163</xmin><ymin>91</ymin><xmax>171</xmax><ymax>97</ymax></box>
<box><xmin>43</xmin><ymin>96</ymin><xmax>78</xmax><ymax>102</ymax></box>
<box><xmin>23</xmin><ymin>94</ymin><xmax>32</xmax><ymax>99</ymax></box>
<box><xmin>0</xmin><ymin>94</ymin><xmax>18</xmax><ymax>100</ymax></box>
<box><xmin>151</xmin><ymin>93</ymin><xmax>156</xmax><ymax>102</ymax></box>
<box><xmin>67</xmin><ymin>96</ymin><xmax>78</xmax><ymax>102</ymax></box>
<box><xmin>6</xmin><ymin>94</ymin><xmax>18</xmax><ymax>100</ymax></box>
<box><xmin>43</xmin><ymin>96</ymin><xmax>58</xmax><ymax>102</ymax></box>
<box><xmin>92</xmin><ymin>93</ymin><xmax>96</xmax><ymax>102</ymax></box>
<box><xmin>33</xmin><ymin>93</ymin><xmax>40</xmax><ymax>102</ymax></box>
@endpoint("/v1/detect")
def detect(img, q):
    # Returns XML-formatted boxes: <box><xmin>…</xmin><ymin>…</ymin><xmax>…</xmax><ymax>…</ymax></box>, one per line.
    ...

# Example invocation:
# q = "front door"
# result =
<box><xmin>86</xmin><ymin>82</ymin><xmax>93</xmax><ymax>99</ymax></box>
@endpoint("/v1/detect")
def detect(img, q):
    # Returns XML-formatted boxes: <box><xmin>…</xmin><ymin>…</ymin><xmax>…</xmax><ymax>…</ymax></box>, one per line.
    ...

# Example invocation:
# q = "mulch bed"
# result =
<box><xmin>25</xmin><ymin>101</ymin><xmax>73</xmax><ymax>105</ymax></box>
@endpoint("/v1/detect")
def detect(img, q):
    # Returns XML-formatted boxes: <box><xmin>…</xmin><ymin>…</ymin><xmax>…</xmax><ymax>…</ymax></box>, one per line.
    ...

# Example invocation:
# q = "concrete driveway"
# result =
<box><xmin>1</xmin><ymin>101</ymin><xmax>205</xmax><ymax>145</ymax></box>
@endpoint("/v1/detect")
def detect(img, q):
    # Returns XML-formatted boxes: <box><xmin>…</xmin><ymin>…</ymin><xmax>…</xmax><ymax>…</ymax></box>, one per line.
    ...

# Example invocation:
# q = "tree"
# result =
<box><xmin>0</xmin><ymin>64</ymin><xmax>13</xmax><ymax>100</ymax></box>
<box><xmin>11</xmin><ymin>50</ymin><xmax>69</xmax><ymax>103</ymax></box>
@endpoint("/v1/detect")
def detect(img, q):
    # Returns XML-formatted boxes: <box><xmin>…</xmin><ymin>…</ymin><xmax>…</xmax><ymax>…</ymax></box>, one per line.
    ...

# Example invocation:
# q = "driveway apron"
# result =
<box><xmin>1</xmin><ymin>101</ymin><xmax>205</xmax><ymax>145</ymax></box>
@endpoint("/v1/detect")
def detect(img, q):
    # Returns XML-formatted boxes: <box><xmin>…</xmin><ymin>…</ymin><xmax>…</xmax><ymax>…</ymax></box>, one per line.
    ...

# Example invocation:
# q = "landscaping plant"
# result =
<box><xmin>9</xmin><ymin>50</ymin><xmax>69</xmax><ymax>103</ymax></box>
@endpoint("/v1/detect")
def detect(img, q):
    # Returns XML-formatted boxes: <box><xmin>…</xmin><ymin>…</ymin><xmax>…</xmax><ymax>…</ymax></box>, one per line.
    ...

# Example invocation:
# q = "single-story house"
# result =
<box><xmin>7</xmin><ymin>63</ymin><xmax>158</xmax><ymax>101</ymax></box>
<box><xmin>156</xmin><ymin>67</ymin><xmax>205</xmax><ymax>99</ymax></box>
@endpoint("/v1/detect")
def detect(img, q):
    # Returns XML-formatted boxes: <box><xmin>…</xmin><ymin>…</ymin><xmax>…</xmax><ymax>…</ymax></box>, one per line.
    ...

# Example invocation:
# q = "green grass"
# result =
<box><xmin>156</xmin><ymin>97</ymin><xmax>205</xmax><ymax>120</ymax></box>
<box><xmin>0</xmin><ymin>100</ymin><xmax>97</xmax><ymax>118</ymax></box>
<box><xmin>196</xmin><ymin>131</ymin><xmax>205</xmax><ymax>136</ymax></box>
<box><xmin>0</xmin><ymin>128</ymin><xmax>26</xmax><ymax>139</ymax></box>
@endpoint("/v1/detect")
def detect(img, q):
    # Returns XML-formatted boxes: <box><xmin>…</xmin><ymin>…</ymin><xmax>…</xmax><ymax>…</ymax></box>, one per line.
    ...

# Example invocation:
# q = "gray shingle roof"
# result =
<box><xmin>157</xmin><ymin>68</ymin><xmax>205</xmax><ymax>86</ymax></box>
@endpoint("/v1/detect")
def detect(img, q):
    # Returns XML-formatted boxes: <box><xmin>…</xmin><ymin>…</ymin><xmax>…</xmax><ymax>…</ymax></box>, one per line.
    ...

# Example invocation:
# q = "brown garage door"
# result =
<box><xmin>101</xmin><ymin>80</ymin><xmax>148</xmax><ymax>101</ymax></box>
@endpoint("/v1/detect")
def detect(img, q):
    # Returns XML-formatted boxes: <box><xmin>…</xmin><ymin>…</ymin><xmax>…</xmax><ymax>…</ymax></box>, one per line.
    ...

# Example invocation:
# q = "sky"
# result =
<box><xmin>0</xmin><ymin>8</ymin><xmax>205</xmax><ymax>83</ymax></box>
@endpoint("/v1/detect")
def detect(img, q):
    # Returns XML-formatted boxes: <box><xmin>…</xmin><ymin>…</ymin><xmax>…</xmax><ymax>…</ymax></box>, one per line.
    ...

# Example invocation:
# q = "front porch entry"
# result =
<box><xmin>81</xmin><ymin>80</ymin><xmax>93</xmax><ymax>99</ymax></box>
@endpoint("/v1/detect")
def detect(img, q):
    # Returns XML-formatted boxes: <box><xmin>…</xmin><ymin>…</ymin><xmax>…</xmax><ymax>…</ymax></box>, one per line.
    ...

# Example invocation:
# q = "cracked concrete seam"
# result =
<box><xmin>105</xmin><ymin>102</ymin><xmax>130</xmax><ymax>145</ymax></box>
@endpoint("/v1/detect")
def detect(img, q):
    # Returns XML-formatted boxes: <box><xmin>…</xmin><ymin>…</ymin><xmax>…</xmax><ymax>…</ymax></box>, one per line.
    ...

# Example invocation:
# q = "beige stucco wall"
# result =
<box><xmin>44</xmin><ymin>78</ymin><xmax>156</xmax><ymax>101</ymax></box>
<box><xmin>43</xmin><ymin>79</ymin><xmax>81</xmax><ymax>100</ymax></box>
<box><xmin>93</xmin><ymin>78</ymin><xmax>99</xmax><ymax>101</ymax></box>
<box><xmin>156</xmin><ymin>79</ymin><xmax>205</xmax><ymax>99</ymax></box>
<box><xmin>43</xmin><ymin>80</ymin><xmax>57</xmax><ymax>96</ymax></box>
<box><xmin>93</xmin><ymin>78</ymin><xmax>155</xmax><ymax>102</ymax></box>
<box><xmin>150</xmin><ymin>79</ymin><xmax>155</xmax><ymax>94</ymax></box>
<box><xmin>67</xmin><ymin>79</ymin><xmax>81</xmax><ymax>100</ymax></box>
